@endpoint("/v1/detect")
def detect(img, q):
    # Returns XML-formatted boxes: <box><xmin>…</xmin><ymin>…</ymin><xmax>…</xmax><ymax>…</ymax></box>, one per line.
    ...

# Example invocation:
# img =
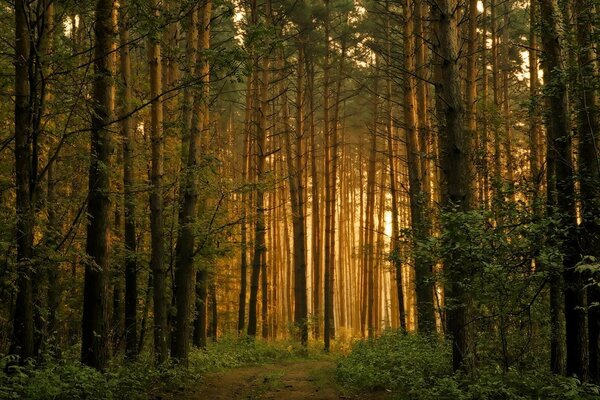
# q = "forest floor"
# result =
<box><xmin>184</xmin><ymin>359</ymin><xmax>393</xmax><ymax>400</ymax></box>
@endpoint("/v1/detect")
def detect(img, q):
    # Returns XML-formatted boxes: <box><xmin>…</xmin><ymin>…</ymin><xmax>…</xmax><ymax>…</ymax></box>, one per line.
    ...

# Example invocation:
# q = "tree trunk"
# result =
<box><xmin>430</xmin><ymin>0</ymin><xmax>474</xmax><ymax>372</ymax></box>
<box><xmin>148</xmin><ymin>0</ymin><xmax>168</xmax><ymax>364</ymax></box>
<box><xmin>11</xmin><ymin>0</ymin><xmax>35</xmax><ymax>364</ymax></box>
<box><xmin>193</xmin><ymin>270</ymin><xmax>208</xmax><ymax>347</ymax></box>
<box><xmin>248</xmin><ymin>0</ymin><xmax>270</xmax><ymax>338</ymax></box>
<box><xmin>539</xmin><ymin>0</ymin><xmax>574</xmax><ymax>377</ymax></box>
<box><xmin>119</xmin><ymin>0</ymin><xmax>138</xmax><ymax>360</ymax></box>
<box><xmin>238</xmin><ymin>77</ymin><xmax>252</xmax><ymax>334</ymax></box>
<box><xmin>82</xmin><ymin>0</ymin><xmax>114</xmax><ymax>370</ymax></box>
<box><xmin>574</xmin><ymin>0</ymin><xmax>599</xmax><ymax>382</ymax></box>
<box><xmin>403</xmin><ymin>0</ymin><xmax>434</xmax><ymax>333</ymax></box>
<box><xmin>173</xmin><ymin>0</ymin><xmax>212</xmax><ymax>362</ymax></box>
<box><xmin>307</xmin><ymin>45</ymin><xmax>321</xmax><ymax>340</ymax></box>
<box><xmin>284</xmin><ymin>43</ymin><xmax>308</xmax><ymax>346</ymax></box>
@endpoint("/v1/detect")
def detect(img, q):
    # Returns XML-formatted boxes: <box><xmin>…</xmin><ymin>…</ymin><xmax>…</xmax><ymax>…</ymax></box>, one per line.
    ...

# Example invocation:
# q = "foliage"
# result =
<box><xmin>336</xmin><ymin>331</ymin><xmax>600</xmax><ymax>400</ymax></box>
<box><xmin>0</xmin><ymin>337</ymin><xmax>303</xmax><ymax>400</ymax></box>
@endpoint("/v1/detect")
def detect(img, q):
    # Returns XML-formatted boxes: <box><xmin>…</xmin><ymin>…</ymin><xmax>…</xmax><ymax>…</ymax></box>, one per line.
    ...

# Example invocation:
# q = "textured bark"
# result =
<box><xmin>248</xmin><ymin>0</ymin><xmax>269</xmax><ymax>338</ymax></box>
<box><xmin>529</xmin><ymin>2</ymin><xmax>541</xmax><ymax>214</ymax></box>
<box><xmin>431</xmin><ymin>0</ymin><xmax>474</xmax><ymax>371</ymax></box>
<box><xmin>307</xmin><ymin>46</ymin><xmax>322</xmax><ymax>340</ymax></box>
<box><xmin>82</xmin><ymin>0</ymin><xmax>114</xmax><ymax>370</ymax></box>
<box><xmin>364</xmin><ymin>70</ymin><xmax>377</xmax><ymax>338</ymax></box>
<box><xmin>193</xmin><ymin>270</ymin><xmax>208</xmax><ymax>347</ymax></box>
<box><xmin>11</xmin><ymin>0</ymin><xmax>35</xmax><ymax>364</ymax></box>
<box><xmin>501</xmin><ymin>1</ymin><xmax>514</xmax><ymax>190</ymax></box>
<box><xmin>148</xmin><ymin>0</ymin><xmax>168</xmax><ymax>364</ymax></box>
<box><xmin>539</xmin><ymin>0</ymin><xmax>576</xmax><ymax>377</ymax></box>
<box><xmin>403</xmin><ymin>0</ymin><xmax>434</xmax><ymax>333</ymax></box>
<box><xmin>173</xmin><ymin>0</ymin><xmax>212</xmax><ymax>362</ymax></box>
<box><xmin>238</xmin><ymin>77</ymin><xmax>252</xmax><ymax>334</ymax></box>
<box><xmin>323</xmin><ymin>0</ymin><xmax>333</xmax><ymax>351</ymax></box>
<box><xmin>283</xmin><ymin>44</ymin><xmax>308</xmax><ymax>346</ymax></box>
<box><xmin>574</xmin><ymin>0</ymin><xmax>599</xmax><ymax>383</ymax></box>
<box><xmin>490</xmin><ymin>0</ymin><xmax>502</xmax><ymax>186</ymax></box>
<box><xmin>119</xmin><ymin>0</ymin><xmax>138</xmax><ymax>360</ymax></box>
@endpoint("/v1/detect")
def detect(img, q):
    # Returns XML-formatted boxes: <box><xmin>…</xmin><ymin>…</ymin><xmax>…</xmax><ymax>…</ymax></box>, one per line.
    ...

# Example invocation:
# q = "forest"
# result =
<box><xmin>1</xmin><ymin>0</ymin><xmax>600</xmax><ymax>399</ymax></box>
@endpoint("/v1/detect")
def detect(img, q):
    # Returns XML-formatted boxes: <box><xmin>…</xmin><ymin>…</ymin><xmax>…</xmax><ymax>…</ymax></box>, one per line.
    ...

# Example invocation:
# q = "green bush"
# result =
<box><xmin>336</xmin><ymin>330</ymin><xmax>600</xmax><ymax>400</ymax></box>
<box><xmin>336</xmin><ymin>330</ymin><xmax>451</xmax><ymax>394</ymax></box>
<box><xmin>0</xmin><ymin>337</ymin><xmax>302</xmax><ymax>400</ymax></box>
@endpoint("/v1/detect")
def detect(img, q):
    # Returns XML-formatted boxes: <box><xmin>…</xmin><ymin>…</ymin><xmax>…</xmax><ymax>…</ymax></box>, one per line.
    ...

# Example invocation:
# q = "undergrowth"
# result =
<box><xmin>336</xmin><ymin>330</ymin><xmax>600</xmax><ymax>400</ymax></box>
<box><xmin>0</xmin><ymin>335</ymin><xmax>308</xmax><ymax>400</ymax></box>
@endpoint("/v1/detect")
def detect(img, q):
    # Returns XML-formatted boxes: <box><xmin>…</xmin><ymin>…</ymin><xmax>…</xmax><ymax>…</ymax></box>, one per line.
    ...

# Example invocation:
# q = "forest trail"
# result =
<box><xmin>187</xmin><ymin>359</ymin><xmax>391</xmax><ymax>400</ymax></box>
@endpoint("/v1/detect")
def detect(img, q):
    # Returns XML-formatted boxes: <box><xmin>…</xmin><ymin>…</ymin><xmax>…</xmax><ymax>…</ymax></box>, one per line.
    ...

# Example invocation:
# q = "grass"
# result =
<box><xmin>0</xmin><ymin>335</ymin><xmax>323</xmax><ymax>400</ymax></box>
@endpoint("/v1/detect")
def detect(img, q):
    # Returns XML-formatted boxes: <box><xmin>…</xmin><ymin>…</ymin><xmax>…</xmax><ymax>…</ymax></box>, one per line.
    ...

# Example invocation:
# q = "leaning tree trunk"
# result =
<box><xmin>82</xmin><ymin>0</ymin><xmax>114</xmax><ymax>370</ymax></box>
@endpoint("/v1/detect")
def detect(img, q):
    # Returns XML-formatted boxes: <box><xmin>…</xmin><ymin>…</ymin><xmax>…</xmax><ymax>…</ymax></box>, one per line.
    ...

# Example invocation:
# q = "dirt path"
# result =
<box><xmin>186</xmin><ymin>359</ymin><xmax>391</xmax><ymax>400</ymax></box>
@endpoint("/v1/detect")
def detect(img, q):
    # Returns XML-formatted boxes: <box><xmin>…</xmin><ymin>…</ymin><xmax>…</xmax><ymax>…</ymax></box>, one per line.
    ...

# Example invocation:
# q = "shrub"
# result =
<box><xmin>0</xmin><ymin>337</ymin><xmax>301</xmax><ymax>400</ymax></box>
<box><xmin>336</xmin><ymin>330</ymin><xmax>600</xmax><ymax>400</ymax></box>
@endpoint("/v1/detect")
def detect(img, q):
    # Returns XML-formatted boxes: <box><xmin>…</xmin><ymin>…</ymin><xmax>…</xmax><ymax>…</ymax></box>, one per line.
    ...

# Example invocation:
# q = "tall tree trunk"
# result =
<box><xmin>148</xmin><ymin>0</ymin><xmax>168</xmax><ymax>364</ymax></box>
<box><xmin>238</xmin><ymin>77</ymin><xmax>252</xmax><ymax>334</ymax></box>
<box><xmin>307</xmin><ymin>45</ymin><xmax>321</xmax><ymax>340</ymax></box>
<box><xmin>11</xmin><ymin>0</ymin><xmax>35</xmax><ymax>364</ymax></box>
<box><xmin>574</xmin><ymin>0</ymin><xmax>599</xmax><ymax>382</ymax></box>
<box><xmin>248</xmin><ymin>0</ymin><xmax>270</xmax><ymax>338</ymax></box>
<box><xmin>119</xmin><ymin>0</ymin><xmax>138</xmax><ymax>360</ymax></box>
<box><xmin>365</xmin><ymin>68</ymin><xmax>378</xmax><ymax>338</ymax></box>
<box><xmin>403</xmin><ymin>0</ymin><xmax>434</xmax><ymax>333</ymax></box>
<box><xmin>490</xmin><ymin>0</ymin><xmax>502</xmax><ymax>187</ymax></box>
<box><xmin>44</xmin><ymin>0</ymin><xmax>61</xmax><ymax>354</ymax></box>
<box><xmin>529</xmin><ymin>2</ymin><xmax>541</xmax><ymax>214</ymax></box>
<box><xmin>501</xmin><ymin>1</ymin><xmax>514</xmax><ymax>192</ymax></box>
<box><xmin>539</xmin><ymin>0</ymin><xmax>573</xmax><ymax>377</ymax></box>
<box><xmin>323</xmin><ymin>0</ymin><xmax>333</xmax><ymax>351</ymax></box>
<box><xmin>82</xmin><ymin>0</ymin><xmax>114</xmax><ymax>370</ymax></box>
<box><xmin>173</xmin><ymin>0</ymin><xmax>212</xmax><ymax>362</ymax></box>
<box><xmin>430</xmin><ymin>0</ymin><xmax>474</xmax><ymax>372</ymax></box>
<box><xmin>284</xmin><ymin>43</ymin><xmax>308</xmax><ymax>347</ymax></box>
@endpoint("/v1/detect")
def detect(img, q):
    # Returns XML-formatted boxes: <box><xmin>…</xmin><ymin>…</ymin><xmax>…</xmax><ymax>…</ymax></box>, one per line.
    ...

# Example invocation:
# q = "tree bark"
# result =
<box><xmin>119</xmin><ymin>0</ymin><xmax>138</xmax><ymax>360</ymax></box>
<box><xmin>148</xmin><ymin>0</ymin><xmax>168</xmax><ymax>364</ymax></box>
<box><xmin>539</xmin><ymin>0</ymin><xmax>574</xmax><ymax>377</ymax></box>
<box><xmin>574</xmin><ymin>0</ymin><xmax>599</xmax><ymax>382</ymax></box>
<box><xmin>11</xmin><ymin>0</ymin><xmax>35</xmax><ymax>364</ymax></box>
<box><xmin>430</xmin><ymin>0</ymin><xmax>474</xmax><ymax>371</ymax></box>
<box><xmin>81</xmin><ymin>0</ymin><xmax>114</xmax><ymax>370</ymax></box>
<box><xmin>248</xmin><ymin>0</ymin><xmax>270</xmax><ymax>338</ymax></box>
<box><xmin>173</xmin><ymin>0</ymin><xmax>212</xmax><ymax>362</ymax></box>
<box><xmin>284</xmin><ymin>43</ymin><xmax>308</xmax><ymax>347</ymax></box>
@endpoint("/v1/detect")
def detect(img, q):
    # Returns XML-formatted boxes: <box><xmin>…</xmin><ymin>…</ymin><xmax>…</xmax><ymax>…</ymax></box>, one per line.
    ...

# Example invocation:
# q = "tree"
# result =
<box><xmin>11</xmin><ymin>0</ymin><xmax>35</xmax><ymax>364</ymax></box>
<box><xmin>118</xmin><ymin>0</ymin><xmax>138</xmax><ymax>360</ymax></box>
<box><xmin>430</xmin><ymin>0</ymin><xmax>474</xmax><ymax>371</ymax></box>
<box><xmin>148</xmin><ymin>0</ymin><xmax>168</xmax><ymax>365</ymax></box>
<box><xmin>173</xmin><ymin>0</ymin><xmax>213</xmax><ymax>362</ymax></box>
<box><xmin>539</xmin><ymin>0</ymin><xmax>581</xmax><ymax>378</ymax></box>
<box><xmin>248</xmin><ymin>0</ymin><xmax>270</xmax><ymax>339</ymax></box>
<box><xmin>82</xmin><ymin>0</ymin><xmax>115</xmax><ymax>370</ymax></box>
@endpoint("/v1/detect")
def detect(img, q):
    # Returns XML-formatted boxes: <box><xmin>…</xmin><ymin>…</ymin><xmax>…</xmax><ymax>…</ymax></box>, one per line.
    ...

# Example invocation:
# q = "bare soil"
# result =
<box><xmin>185</xmin><ymin>359</ymin><xmax>393</xmax><ymax>400</ymax></box>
